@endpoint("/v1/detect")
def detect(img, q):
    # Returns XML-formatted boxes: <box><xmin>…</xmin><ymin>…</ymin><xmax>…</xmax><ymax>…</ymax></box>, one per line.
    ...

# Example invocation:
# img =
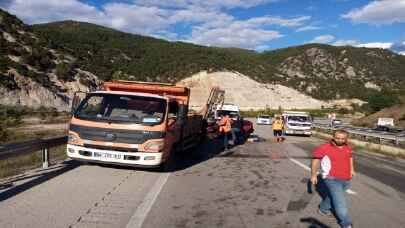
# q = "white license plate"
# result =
<box><xmin>93</xmin><ymin>152</ymin><xmax>122</xmax><ymax>160</ymax></box>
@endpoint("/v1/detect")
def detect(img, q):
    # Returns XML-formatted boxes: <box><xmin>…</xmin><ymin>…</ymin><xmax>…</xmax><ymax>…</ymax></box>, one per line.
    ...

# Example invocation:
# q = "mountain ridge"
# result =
<box><xmin>1</xmin><ymin>8</ymin><xmax>404</xmax><ymax>112</ymax></box>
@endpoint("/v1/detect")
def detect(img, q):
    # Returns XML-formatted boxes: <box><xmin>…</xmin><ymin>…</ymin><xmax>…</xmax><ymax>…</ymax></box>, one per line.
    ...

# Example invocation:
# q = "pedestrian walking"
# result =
<box><xmin>272</xmin><ymin>116</ymin><xmax>284</xmax><ymax>142</ymax></box>
<box><xmin>218</xmin><ymin>114</ymin><xmax>232</xmax><ymax>150</ymax></box>
<box><xmin>310</xmin><ymin>129</ymin><xmax>355</xmax><ymax>228</ymax></box>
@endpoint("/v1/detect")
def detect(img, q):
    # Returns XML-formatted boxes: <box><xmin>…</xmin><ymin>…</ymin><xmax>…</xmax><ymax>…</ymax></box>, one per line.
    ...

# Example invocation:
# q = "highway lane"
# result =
<box><xmin>0</xmin><ymin>122</ymin><xmax>405</xmax><ymax>227</ymax></box>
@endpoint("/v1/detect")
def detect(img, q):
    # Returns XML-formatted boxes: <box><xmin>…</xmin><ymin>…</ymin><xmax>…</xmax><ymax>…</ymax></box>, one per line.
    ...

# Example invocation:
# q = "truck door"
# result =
<box><xmin>165</xmin><ymin>101</ymin><xmax>181</xmax><ymax>153</ymax></box>
<box><xmin>71</xmin><ymin>91</ymin><xmax>87</xmax><ymax>115</ymax></box>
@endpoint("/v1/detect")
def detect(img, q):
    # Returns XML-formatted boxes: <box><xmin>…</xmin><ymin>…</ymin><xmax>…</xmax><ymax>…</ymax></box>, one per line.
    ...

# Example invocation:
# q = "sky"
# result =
<box><xmin>1</xmin><ymin>0</ymin><xmax>405</xmax><ymax>53</ymax></box>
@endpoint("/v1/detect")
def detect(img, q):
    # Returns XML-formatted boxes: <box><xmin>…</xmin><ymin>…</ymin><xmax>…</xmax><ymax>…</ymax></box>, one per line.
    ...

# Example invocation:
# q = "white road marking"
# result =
<box><xmin>125</xmin><ymin>173</ymin><xmax>170</xmax><ymax>228</ymax></box>
<box><xmin>289</xmin><ymin>158</ymin><xmax>357</xmax><ymax>195</ymax></box>
<box><xmin>289</xmin><ymin>158</ymin><xmax>311</xmax><ymax>171</ymax></box>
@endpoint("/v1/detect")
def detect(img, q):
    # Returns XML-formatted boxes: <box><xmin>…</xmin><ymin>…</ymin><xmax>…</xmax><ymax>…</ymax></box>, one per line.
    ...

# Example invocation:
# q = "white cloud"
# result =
<box><xmin>168</xmin><ymin>6</ymin><xmax>233</xmax><ymax>24</ymax></box>
<box><xmin>6</xmin><ymin>0</ymin><xmax>107</xmax><ymax>24</ymax></box>
<box><xmin>296</xmin><ymin>25</ymin><xmax>322</xmax><ymax>32</ymax></box>
<box><xmin>188</xmin><ymin>26</ymin><xmax>283</xmax><ymax>49</ymax></box>
<box><xmin>333</xmin><ymin>39</ymin><xmax>359</xmax><ymax>46</ymax></box>
<box><xmin>103</xmin><ymin>3</ymin><xmax>171</xmax><ymax>34</ymax></box>
<box><xmin>135</xmin><ymin>0</ymin><xmax>279</xmax><ymax>9</ymax></box>
<box><xmin>309</xmin><ymin>35</ymin><xmax>335</xmax><ymax>43</ymax></box>
<box><xmin>342</xmin><ymin>0</ymin><xmax>405</xmax><ymax>24</ymax></box>
<box><xmin>356</xmin><ymin>42</ymin><xmax>393</xmax><ymax>49</ymax></box>
<box><xmin>3</xmin><ymin>0</ymin><xmax>311</xmax><ymax>49</ymax></box>
<box><xmin>184</xmin><ymin>15</ymin><xmax>310</xmax><ymax>49</ymax></box>
<box><xmin>243</xmin><ymin>16</ymin><xmax>311</xmax><ymax>27</ymax></box>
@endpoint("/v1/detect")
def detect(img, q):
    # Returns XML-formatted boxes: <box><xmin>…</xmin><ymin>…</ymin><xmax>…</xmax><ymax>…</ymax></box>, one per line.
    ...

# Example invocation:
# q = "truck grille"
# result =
<box><xmin>70</xmin><ymin>124</ymin><xmax>165</xmax><ymax>144</ymax></box>
<box><xmin>83</xmin><ymin>144</ymin><xmax>138</xmax><ymax>152</ymax></box>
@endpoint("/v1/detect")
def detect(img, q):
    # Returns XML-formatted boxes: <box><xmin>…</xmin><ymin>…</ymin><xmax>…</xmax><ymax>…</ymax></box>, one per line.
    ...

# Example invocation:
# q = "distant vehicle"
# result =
<box><xmin>375</xmin><ymin>125</ymin><xmax>390</xmax><ymax>132</ymax></box>
<box><xmin>374</xmin><ymin>117</ymin><xmax>395</xmax><ymax>132</ymax></box>
<box><xmin>282</xmin><ymin>111</ymin><xmax>312</xmax><ymax>136</ymax></box>
<box><xmin>214</xmin><ymin>103</ymin><xmax>240</xmax><ymax>121</ymax></box>
<box><xmin>208</xmin><ymin>103</ymin><xmax>253</xmax><ymax>138</ymax></box>
<box><xmin>331</xmin><ymin>119</ymin><xmax>343</xmax><ymax>127</ymax></box>
<box><xmin>256</xmin><ymin>114</ymin><xmax>271</xmax><ymax>125</ymax></box>
<box><xmin>377</xmin><ymin>117</ymin><xmax>394</xmax><ymax>127</ymax></box>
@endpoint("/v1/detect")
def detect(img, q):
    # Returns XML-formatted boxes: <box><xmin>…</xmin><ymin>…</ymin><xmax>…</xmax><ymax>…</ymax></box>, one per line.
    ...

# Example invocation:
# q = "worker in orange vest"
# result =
<box><xmin>272</xmin><ymin>116</ymin><xmax>284</xmax><ymax>142</ymax></box>
<box><xmin>219</xmin><ymin>114</ymin><xmax>233</xmax><ymax>150</ymax></box>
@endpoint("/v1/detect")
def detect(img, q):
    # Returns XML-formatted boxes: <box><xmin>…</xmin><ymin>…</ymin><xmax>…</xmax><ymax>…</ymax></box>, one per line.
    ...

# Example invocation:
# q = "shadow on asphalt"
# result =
<box><xmin>300</xmin><ymin>217</ymin><xmax>331</xmax><ymax>228</ymax></box>
<box><xmin>164</xmin><ymin>136</ymin><xmax>230</xmax><ymax>173</ymax></box>
<box><xmin>0</xmin><ymin>160</ymin><xmax>80</xmax><ymax>202</ymax></box>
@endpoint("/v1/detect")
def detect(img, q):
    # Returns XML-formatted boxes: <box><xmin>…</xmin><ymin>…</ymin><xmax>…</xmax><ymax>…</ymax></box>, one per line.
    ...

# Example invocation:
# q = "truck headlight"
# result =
<box><xmin>144</xmin><ymin>140</ymin><xmax>164</xmax><ymax>152</ymax></box>
<box><xmin>68</xmin><ymin>133</ymin><xmax>80</xmax><ymax>145</ymax></box>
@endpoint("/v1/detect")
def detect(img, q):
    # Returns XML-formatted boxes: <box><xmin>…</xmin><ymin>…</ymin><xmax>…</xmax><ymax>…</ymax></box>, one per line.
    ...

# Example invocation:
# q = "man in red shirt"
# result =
<box><xmin>311</xmin><ymin>130</ymin><xmax>355</xmax><ymax>228</ymax></box>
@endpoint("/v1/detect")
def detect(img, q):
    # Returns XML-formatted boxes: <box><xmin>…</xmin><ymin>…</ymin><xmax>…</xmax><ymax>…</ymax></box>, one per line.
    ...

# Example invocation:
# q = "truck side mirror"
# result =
<box><xmin>71</xmin><ymin>91</ymin><xmax>86</xmax><ymax>115</ymax></box>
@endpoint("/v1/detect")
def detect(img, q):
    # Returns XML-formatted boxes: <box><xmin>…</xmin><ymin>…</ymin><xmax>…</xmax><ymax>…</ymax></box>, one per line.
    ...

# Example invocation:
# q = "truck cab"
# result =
<box><xmin>67</xmin><ymin>81</ymin><xmax>201</xmax><ymax>168</ymax></box>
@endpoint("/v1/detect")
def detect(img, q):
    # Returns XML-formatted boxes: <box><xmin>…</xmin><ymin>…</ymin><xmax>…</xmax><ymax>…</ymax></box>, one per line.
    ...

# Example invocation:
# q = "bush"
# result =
<box><xmin>0</xmin><ymin>123</ymin><xmax>10</xmax><ymax>143</ymax></box>
<box><xmin>56</xmin><ymin>62</ymin><xmax>75</xmax><ymax>81</ymax></box>
<box><xmin>366</xmin><ymin>93</ymin><xmax>398</xmax><ymax>113</ymax></box>
<box><xmin>14</xmin><ymin>63</ymin><xmax>29</xmax><ymax>76</ymax></box>
<box><xmin>0</xmin><ymin>56</ymin><xmax>10</xmax><ymax>73</ymax></box>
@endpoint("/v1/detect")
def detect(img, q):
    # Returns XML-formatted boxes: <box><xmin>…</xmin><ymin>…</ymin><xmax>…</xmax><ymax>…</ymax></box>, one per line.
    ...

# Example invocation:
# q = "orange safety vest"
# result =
<box><xmin>272</xmin><ymin>119</ymin><xmax>284</xmax><ymax>130</ymax></box>
<box><xmin>219</xmin><ymin>117</ymin><xmax>232</xmax><ymax>133</ymax></box>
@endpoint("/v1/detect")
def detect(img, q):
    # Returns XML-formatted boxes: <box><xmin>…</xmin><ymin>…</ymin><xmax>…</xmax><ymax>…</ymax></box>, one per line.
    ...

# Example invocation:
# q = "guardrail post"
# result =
<box><xmin>42</xmin><ymin>147</ymin><xmax>49</xmax><ymax>169</ymax></box>
<box><xmin>395</xmin><ymin>137</ymin><xmax>399</xmax><ymax>146</ymax></box>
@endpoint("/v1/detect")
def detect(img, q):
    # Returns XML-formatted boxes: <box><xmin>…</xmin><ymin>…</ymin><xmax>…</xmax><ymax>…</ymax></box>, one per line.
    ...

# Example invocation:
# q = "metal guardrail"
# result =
<box><xmin>313</xmin><ymin>124</ymin><xmax>405</xmax><ymax>148</ymax></box>
<box><xmin>0</xmin><ymin>136</ymin><xmax>68</xmax><ymax>168</ymax></box>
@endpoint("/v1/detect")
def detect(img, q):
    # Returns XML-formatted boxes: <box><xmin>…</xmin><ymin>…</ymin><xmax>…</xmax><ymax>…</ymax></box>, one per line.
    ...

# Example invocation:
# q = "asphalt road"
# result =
<box><xmin>1</xmin><ymin>122</ymin><xmax>405</xmax><ymax>228</ymax></box>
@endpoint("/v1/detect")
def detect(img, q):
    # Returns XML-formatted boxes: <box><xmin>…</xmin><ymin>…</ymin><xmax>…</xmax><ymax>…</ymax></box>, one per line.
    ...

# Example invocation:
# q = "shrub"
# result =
<box><xmin>367</xmin><ymin>93</ymin><xmax>398</xmax><ymax>113</ymax></box>
<box><xmin>56</xmin><ymin>62</ymin><xmax>75</xmax><ymax>81</ymax></box>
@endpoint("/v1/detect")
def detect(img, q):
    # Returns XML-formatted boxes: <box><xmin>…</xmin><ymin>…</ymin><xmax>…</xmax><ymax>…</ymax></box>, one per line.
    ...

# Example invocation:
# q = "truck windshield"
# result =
<box><xmin>75</xmin><ymin>93</ymin><xmax>166</xmax><ymax>125</ymax></box>
<box><xmin>287</xmin><ymin>116</ymin><xmax>310</xmax><ymax>122</ymax></box>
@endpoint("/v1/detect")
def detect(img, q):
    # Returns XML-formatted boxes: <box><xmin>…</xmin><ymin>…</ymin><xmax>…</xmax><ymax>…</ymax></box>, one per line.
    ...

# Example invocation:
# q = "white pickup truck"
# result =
<box><xmin>282</xmin><ymin>111</ymin><xmax>312</xmax><ymax>136</ymax></box>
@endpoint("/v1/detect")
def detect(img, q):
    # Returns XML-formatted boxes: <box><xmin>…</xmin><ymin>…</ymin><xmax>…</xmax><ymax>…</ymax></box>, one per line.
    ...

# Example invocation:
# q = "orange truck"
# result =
<box><xmin>67</xmin><ymin>80</ymin><xmax>224</xmax><ymax>168</ymax></box>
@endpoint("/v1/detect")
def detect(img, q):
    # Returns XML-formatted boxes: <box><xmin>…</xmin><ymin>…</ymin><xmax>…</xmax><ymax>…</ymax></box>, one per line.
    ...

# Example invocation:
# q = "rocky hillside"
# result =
<box><xmin>0</xmin><ymin>9</ymin><xmax>100</xmax><ymax>111</ymax></box>
<box><xmin>1</xmin><ymin>8</ymin><xmax>405</xmax><ymax>111</ymax></box>
<box><xmin>179</xmin><ymin>71</ymin><xmax>327</xmax><ymax>110</ymax></box>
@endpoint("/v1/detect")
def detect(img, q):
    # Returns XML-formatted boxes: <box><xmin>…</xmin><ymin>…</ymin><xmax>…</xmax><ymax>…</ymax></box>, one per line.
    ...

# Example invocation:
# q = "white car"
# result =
<box><xmin>256</xmin><ymin>115</ymin><xmax>271</xmax><ymax>125</ymax></box>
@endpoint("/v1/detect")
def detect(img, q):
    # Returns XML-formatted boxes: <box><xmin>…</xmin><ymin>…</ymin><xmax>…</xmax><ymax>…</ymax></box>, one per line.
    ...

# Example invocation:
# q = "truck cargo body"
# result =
<box><xmin>67</xmin><ymin>82</ymin><xmax>204</xmax><ymax>168</ymax></box>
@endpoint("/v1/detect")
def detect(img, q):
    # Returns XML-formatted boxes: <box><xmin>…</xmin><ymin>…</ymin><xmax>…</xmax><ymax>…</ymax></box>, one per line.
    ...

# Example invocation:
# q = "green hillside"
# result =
<box><xmin>1</xmin><ymin>8</ymin><xmax>405</xmax><ymax>109</ymax></box>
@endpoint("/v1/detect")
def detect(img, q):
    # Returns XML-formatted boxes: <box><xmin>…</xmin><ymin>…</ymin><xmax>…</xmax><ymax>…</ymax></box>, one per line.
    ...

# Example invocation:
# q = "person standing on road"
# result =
<box><xmin>272</xmin><ymin>116</ymin><xmax>284</xmax><ymax>142</ymax></box>
<box><xmin>219</xmin><ymin>114</ymin><xmax>232</xmax><ymax>150</ymax></box>
<box><xmin>310</xmin><ymin>130</ymin><xmax>355</xmax><ymax>228</ymax></box>
<box><xmin>231</xmin><ymin>115</ymin><xmax>242</xmax><ymax>145</ymax></box>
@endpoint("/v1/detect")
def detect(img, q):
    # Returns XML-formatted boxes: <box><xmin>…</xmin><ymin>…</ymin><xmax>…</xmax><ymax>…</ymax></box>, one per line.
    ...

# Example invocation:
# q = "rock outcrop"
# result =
<box><xmin>178</xmin><ymin>71</ymin><xmax>328</xmax><ymax>110</ymax></box>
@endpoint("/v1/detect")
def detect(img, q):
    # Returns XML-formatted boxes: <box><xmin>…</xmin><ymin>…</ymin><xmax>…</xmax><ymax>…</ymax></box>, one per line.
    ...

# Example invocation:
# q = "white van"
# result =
<box><xmin>256</xmin><ymin>114</ymin><xmax>271</xmax><ymax>125</ymax></box>
<box><xmin>214</xmin><ymin>103</ymin><xmax>240</xmax><ymax>121</ymax></box>
<box><xmin>282</xmin><ymin>111</ymin><xmax>312</xmax><ymax>136</ymax></box>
